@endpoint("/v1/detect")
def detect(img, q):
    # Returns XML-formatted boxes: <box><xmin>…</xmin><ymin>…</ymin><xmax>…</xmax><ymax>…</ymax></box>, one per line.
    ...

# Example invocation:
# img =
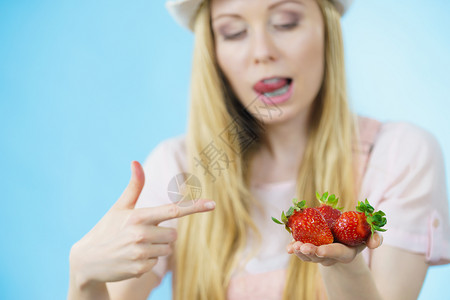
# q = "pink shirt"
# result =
<box><xmin>135</xmin><ymin>116</ymin><xmax>450</xmax><ymax>299</ymax></box>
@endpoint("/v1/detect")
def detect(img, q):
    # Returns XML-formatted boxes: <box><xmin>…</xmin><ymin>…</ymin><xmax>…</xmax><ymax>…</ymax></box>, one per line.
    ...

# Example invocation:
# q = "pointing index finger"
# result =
<box><xmin>138</xmin><ymin>199</ymin><xmax>216</xmax><ymax>225</ymax></box>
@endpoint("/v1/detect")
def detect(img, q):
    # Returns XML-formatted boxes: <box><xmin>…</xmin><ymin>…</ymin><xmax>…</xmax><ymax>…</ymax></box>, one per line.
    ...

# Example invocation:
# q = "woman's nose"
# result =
<box><xmin>251</xmin><ymin>29</ymin><xmax>277</xmax><ymax>64</ymax></box>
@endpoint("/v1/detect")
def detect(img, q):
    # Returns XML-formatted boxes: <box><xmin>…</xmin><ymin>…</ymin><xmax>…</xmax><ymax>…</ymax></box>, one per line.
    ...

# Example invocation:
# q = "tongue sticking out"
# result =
<box><xmin>253</xmin><ymin>78</ymin><xmax>291</xmax><ymax>94</ymax></box>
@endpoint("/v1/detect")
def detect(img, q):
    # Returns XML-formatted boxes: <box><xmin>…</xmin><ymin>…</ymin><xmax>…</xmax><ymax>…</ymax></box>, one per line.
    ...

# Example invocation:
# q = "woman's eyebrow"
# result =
<box><xmin>212</xmin><ymin>13</ymin><xmax>240</xmax><ymax>22</ymax></box>
<box><xmin>268</xmin><ymin>0</ymin><xmax>305</xmax><ymax>10</ymax></box>
<box><xmin>212</xmin><ymin>0</ymin><xmax>304</xmax><ymax>22</ymax></box>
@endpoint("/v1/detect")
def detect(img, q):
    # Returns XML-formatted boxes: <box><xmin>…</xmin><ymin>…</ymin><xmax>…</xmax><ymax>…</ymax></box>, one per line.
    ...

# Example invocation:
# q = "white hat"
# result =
<box><xmin>166</xmin><ymin>0</ymin><xmax>354</xmax><ymax>32</ymax></box>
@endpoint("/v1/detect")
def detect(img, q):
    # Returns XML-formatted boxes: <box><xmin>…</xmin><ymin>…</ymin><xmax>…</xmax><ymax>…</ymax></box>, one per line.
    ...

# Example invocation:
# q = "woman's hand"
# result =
<box><xmin>286</xmin><ymin>232</ymin><xmax>383</xmax><ymax>266</ymax></box>
<box><xmin>69</xmin><ymin>161</ymin><xmax>216</xmax><ymax>288</ymax></box>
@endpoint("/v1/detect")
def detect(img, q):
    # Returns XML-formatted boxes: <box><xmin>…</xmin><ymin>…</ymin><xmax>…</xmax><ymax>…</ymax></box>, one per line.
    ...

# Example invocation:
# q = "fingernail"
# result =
<box><xmin>294</xmin><ymin>244</ymin><xmax>301</xmax><ymax>251</ymax></box>
<box><xmin>204</xmin><ymin>201</ymin><xmax>216</xmax><ymax>209</ymax></box>
<box><xmin>378</xmin><ymin>234</ymin><xmax>383</xmax><ymax>247</ymax></box>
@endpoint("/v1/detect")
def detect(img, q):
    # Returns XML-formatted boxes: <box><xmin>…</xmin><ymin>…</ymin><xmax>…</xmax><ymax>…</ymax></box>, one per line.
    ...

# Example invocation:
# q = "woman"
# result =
<box><xmin>68</xmin><ymin>0</ymin><xmax>450</xmax><ymax>299</ymax></box>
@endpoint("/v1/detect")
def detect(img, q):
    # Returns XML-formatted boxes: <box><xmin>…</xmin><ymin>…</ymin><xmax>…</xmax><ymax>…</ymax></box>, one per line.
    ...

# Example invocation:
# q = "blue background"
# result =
<box><xmin>0</xmin><ymin>0</ymin><xmax>449</xmax><ymax>299</ymax></box>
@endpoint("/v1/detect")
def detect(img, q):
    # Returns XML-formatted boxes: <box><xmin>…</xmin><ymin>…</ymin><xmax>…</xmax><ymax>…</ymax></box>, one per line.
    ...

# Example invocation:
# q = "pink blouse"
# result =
<box><xmin>135</xmin><ymin>116</ymin><xmax>450</xmax><ymax>299</ymax></box>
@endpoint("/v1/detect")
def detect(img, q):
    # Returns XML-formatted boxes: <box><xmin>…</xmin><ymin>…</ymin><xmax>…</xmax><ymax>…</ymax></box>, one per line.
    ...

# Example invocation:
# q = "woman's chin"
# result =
<box><xmin>252</xmin><ymin>108</ymin><xmax>293</xmax><ymax>125</ymax></box>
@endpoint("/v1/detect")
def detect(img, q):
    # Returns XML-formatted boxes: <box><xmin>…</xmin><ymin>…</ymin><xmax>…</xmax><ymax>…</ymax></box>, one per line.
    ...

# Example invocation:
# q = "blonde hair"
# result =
<box><xmin>173</xmin><ymin>0</ymin><xmax>359</xmax><ymax>299</ymax></box>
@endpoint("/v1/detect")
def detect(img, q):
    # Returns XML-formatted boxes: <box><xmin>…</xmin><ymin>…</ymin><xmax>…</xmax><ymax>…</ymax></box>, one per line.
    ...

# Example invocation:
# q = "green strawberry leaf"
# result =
<box><xmin>316</xmin><ymin>191</ymin><xmax>328</xmax><ymax>202</ymax></box>
<box><xmin>285</xmin><ymin>224</ymin><xmax>292</xmax><ymax>234</ymax></box>
<box><xmin>365</xmin><ymin>199</ymin><xmax>375</xmax><ymax>213</ymax></box>
<box><xmin>356</xmin><ymin>201</ymin><xmax>364</xmax><ymax>213</ymax></box>
<box><xmin>296</xmin><ymin>199</ymin><xmax>306</xmax><ymax>209</ymax></box>
<box><xmin>316</xmin><ymin>191</ymin><xmax>341</xmax><ymax>209</ymax></box>
<box><xmin>328</xmin><ymin>194</ymin><xmax>335</xmax><ymax>203</ymax></box>
<box><xmin>272</xmin><ymin>217</ymin><xmax>283</xmax><ymax>225</ymax></box>
<box><xmin>281</xmin><ymin>211</ymin><xmax>288</xmax><ymax>223</ymax></box>
<box><xmin>360</xmin><ymin>199</ymin><xmax>387</xmax><ymax>234</ymax></box>
<box><xmin>356</xmin><ymin>199</ymin><xmax>375</xmax><ymax>215</ymax></box>
<box><xmin>286</xmin><ymin>207</ymin><xmax>295</xmax><ymax>217</ymax></box>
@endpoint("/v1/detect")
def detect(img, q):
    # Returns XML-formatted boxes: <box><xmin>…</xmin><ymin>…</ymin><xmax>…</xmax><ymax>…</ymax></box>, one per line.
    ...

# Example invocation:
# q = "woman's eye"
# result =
<box><xmin>220</xmin><ymin>22</ymin><xmax>297</xmax><ymax>40</ymax></box>
<box><xmin>275</xmin><ymin>23</ymin><xmax>298</xmax><ymax>30</ymax></box>
<box><xmin>223</xmin><ymin>30</ymin><xmax>246</xmax><ymax>40</ymax></box>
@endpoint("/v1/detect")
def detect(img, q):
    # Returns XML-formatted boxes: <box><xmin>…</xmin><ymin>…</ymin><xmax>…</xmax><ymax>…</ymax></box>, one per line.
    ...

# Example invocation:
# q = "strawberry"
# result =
<box><xmin>272</xmin><ymin>198</ymin><xmax>334</xmax><ymax>246</ymax></box>
<box><xmin>315</xmin><ymin>191</ymin><xmax>342</xmax><ymax>228</ymax></box>
<box><xmin>332</xmin><ymin>199</ymin><xmax>387</xmax><ymax>246</ymax></box>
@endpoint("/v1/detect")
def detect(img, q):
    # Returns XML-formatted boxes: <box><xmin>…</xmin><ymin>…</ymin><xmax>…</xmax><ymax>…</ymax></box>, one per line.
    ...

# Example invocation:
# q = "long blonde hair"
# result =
<box><xmin>173</xmin><ymin>1</ymin><xmax>359</xmax><ymax>299</ymax></box>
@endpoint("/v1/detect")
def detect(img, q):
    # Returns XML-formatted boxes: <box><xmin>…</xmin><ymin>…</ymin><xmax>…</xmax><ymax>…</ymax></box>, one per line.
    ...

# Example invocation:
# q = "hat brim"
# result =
<box><xmin>166</xmin><ymin>0</ymin><xmax>353</xmax><ymax>32</ymax></box>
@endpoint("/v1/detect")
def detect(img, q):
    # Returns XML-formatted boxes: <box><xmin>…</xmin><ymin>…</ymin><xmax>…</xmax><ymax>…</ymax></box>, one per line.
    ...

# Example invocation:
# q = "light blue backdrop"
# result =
<box><xmin>0</xmin><ymin>0</ymin><xmax>449</xmax><ymax>299</ymax></box>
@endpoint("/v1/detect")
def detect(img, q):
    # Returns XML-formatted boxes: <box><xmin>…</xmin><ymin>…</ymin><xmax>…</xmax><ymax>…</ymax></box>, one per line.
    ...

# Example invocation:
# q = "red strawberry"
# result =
<box><xmin>272</xmin><ymin>198</ymin><xmax>334</xmax><ymax>246</ymax></box>
<box><xmin>315</xmin><ymin>192</ymin><xmax>342</xmax><ymax>228</ymax></box>
<box><xmin>332</xmin><ymin>199</ymin><xmax>387</xmax><ymax>246</ymax></box>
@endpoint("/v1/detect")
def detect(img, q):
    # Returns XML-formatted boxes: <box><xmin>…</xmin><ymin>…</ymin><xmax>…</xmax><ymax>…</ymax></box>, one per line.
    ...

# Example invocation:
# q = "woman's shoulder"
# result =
<box><xmin>379</xmin><ymin>120</ymin><xmax>438</xmax><ymax>145</ymax></box>
<box><xmin>356</xmin><ymin>115</ymin><xmax>446</xmax><ymax>199</ymax></box>
<box><xmin>143</xmin><ymin>134</ymin><xmax>188</xmax><ymax>169</ymax></box>
<box><xmin>357</xmin><ymin>115</ymin><xmax>443</xmax><ymax>159</ymax></box>
<box><xmin>149</xmin><ymin>134</ymin><xmax>187</xmax><ymax>157</ymax></box>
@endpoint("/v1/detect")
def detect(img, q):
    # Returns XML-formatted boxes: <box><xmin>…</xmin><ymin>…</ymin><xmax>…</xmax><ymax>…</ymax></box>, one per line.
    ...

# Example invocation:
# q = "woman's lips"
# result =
<box><xmin>258</xmin><ymin>80</ymin><xmax>294</xmax><ymax>105</ymax></box>
<box><xmin>253</xmin><ymin>77</ymin><xmax>291</xmax><ymax>94</ymax></box>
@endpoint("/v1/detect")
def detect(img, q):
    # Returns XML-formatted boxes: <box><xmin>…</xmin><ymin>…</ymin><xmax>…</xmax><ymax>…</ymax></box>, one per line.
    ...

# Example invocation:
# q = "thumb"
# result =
<box><xmin>113</xmin><ymin>161</ymin><xmax>146</xmax><ymax>210</ymax></box>
<box><xmin>366</xmin><ymin>232</ymin><xmax>383</xmax><ymax>250</ymax></box>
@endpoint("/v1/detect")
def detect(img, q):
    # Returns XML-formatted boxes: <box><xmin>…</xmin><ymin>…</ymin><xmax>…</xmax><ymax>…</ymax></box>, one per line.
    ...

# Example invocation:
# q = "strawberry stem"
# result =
<box><xmin>356</xmin><ymin>199</ymin><xmax>387</xmax><ymax>235</ymax></box>
<box><xmin>271</xmin><ymin>198</ymin><xmax>306</xmax><ymax>235</ymax></box>
<box><xmin>315</xmin><ymin>191</ymin><xmax>343</xmax><ymax>210</ymax></box>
